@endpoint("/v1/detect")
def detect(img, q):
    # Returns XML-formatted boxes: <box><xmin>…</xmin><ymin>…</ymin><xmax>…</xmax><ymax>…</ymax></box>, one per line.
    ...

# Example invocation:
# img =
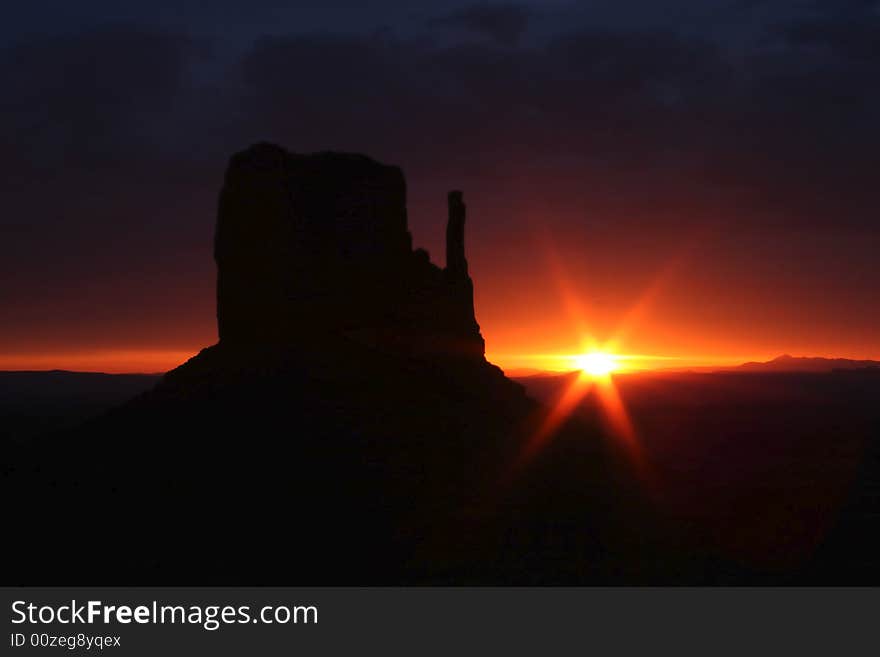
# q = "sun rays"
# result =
<box><xmin>504</xmin><ymin>237</ymin><xmax>690</xmax><ymax>486</ymax></box>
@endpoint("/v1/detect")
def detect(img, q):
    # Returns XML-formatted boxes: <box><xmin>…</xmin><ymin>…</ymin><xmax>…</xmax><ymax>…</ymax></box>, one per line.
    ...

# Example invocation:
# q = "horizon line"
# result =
<box><xmin>2</xmin><ymin>351</ymin><xmax>879</xmax><ymax>377</ymax></box>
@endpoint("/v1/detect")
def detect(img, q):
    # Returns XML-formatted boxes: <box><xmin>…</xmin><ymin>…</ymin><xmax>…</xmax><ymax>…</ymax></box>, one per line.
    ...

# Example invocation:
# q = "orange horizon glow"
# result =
<box><xmin>0</xmin><ymin>350</ymin><xmax>201</xmax><ymax>375</ymax></box>
<box><xmin>487</xmin><ymin>351</ymin><xmax>763</xmax><ymax>374</ymax></box>
<box><xmin>2</xmin><ymin>346</ymin><xmax>878</xmax><ymax>376</ymax></box>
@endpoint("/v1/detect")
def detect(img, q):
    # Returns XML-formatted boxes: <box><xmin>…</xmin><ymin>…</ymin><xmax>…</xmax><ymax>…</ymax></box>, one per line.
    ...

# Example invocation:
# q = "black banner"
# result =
<box><xmin>2</xmin><ymin>588</ymin><xmax>876</xmax><ymax>655</ymax></box>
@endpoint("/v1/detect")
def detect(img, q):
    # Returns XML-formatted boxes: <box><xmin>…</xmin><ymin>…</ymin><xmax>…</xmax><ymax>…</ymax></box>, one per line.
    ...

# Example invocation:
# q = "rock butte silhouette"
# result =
<box><xmin>149</xmin><ymin>142</ymin><xmax>526</xmax><ymax>425</ymax></box>
<box><xmin>215</xmin><ymin>143</ymin><xmax>484</xmax><ymax>359</ymax></box>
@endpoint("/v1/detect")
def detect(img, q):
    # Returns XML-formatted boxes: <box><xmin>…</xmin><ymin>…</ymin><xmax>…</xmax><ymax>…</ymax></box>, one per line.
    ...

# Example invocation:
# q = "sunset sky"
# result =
<box><xmin>1</xmin><ymin>1</ymin><xmax>878</xmax><ymax>373</ymax></box>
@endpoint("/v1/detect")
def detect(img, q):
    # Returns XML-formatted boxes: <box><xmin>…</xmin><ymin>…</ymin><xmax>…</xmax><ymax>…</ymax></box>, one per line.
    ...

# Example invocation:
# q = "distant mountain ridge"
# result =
<box><xmin>738</xmin><ymin>354</ymin><xmax>880</xmax><ymax>372</ymax></box>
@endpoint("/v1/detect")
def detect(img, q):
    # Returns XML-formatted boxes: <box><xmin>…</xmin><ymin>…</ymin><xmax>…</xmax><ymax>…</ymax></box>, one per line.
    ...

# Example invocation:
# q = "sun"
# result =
<box><xmin>573</xmin><ymin>351</ymin><xmax>619</xmax><ymax>377</ymax></box>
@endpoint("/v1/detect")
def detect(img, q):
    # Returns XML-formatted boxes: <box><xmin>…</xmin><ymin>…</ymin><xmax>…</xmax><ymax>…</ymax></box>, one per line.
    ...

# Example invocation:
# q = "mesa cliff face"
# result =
<box><xmin>215</xmin><ymin>143</ymin><xmax>483</xmax><ymax>360</ymax></box>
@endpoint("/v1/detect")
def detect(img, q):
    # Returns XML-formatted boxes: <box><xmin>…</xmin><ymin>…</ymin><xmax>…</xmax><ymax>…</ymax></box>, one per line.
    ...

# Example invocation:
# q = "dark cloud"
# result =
<box><xmin>427</xmin><ymin>3</ymin><xmax>531</xmax><ymax>46</ymax></box>
<box><xmin>776</xmin><ymin>2</ymin><xmax>880</xmax><ymax>62</ymax></box>
<box><xmin>0</xmin><ymin>27</ymin><xmax>218</xmax><ymax>326</ymax></box>
<box><xmin>233</xmin><ymin>23</ymin><xmax>877</xmax><ymax>230</ymax></box>
<box><xmin>2</xmin><ymin>12</ymin><xmax>877</xmax><ymax>227</ymax></box>
<box><xmin>0</xmin><ymin>26</ymin><xmax>214</xmax><ymax>195</ymax></box>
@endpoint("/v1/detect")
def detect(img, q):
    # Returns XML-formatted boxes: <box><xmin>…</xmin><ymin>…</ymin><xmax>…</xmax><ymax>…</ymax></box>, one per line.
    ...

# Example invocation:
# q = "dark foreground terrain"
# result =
<box><xmin>516</xmin><ymin>368</ymin><xmax>880</xmax><ymax>583</ymax></box>
<box><xmin>4</xmin><ymin>365</ymin><xmax>879</xmax><ymax>584</ymax></box>
<box><xmin>0</xmin><ymin>371</ymin><xmax>160</xmax><ymax>442</ymax></box>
